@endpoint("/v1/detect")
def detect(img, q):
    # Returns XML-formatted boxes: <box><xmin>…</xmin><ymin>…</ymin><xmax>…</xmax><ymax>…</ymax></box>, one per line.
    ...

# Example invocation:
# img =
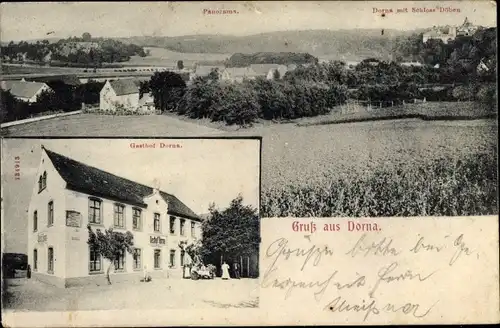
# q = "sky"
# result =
<box><xmin>0</xmin><ymin>1</ymin><xmax>496</xmax><ymax>41</ymax></box>
<box><xmin>1</xmin><ymin>138</ymin><xmax>260</xmax><ymax>253</ymax></box>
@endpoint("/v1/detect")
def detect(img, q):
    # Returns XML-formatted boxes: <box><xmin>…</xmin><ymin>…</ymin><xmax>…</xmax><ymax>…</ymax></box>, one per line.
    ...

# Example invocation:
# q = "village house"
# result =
<box><xmin>220</xmin><ymin>67</ymin><xmax>259</xmax><ymax>83</ymax></box>
<box><xmin>249</xmin><ymin>64</ymin><xmax>288</xmax><ymax>80</ymax></box>
<box><xmin>189</xmin><ymin>65</ymin><xmax>225</xmax><ymax>81</ymax></box>
<box><xmin>28</xmin><ymin>147</ymin><xmax>202</xmax><ymax>288</ymax></box>
<box><xmin>0</xmin><ymin>80</ymin><xmax>53</xmax><ymax>103</ymax></box>
<box><xmin>99</xmin><ymin>79</ymin><xmax>154</xmax><ymax>112</ymax></box>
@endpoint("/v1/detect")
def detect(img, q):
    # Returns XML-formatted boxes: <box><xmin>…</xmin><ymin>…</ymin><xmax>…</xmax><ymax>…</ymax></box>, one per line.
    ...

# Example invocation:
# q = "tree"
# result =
<box><xmin>148</xmin><ymin>71</ymin><xmax>186</xmax><ymax>112</ymax></box>
<box><xmin>200</xmin><ymin>195</ymin><xmax>260</xmax><ymax>269</ymax></box>
<box><xmin>177</xmin><ymin>60</ymin><xmax>184</xmax><ymax>70</ymax></box>
<box><xmin>82</xmin><ymin>32</ymin><xmax>92</xmax><ymax>41</ymax></box>
<box><xmin>87</xmin><ymin>225</ymin><xmax>134</xmax><ymax>285</ymax></box>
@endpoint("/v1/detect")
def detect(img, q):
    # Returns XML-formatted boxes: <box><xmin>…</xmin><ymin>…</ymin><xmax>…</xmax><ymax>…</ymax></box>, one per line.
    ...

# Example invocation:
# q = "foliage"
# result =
<box><xmin>201</xmin><ymin>195</ymin><xmax>260</xmax><ymax>266</ymax></box>
<box><xmin>226</xmin><ymin>52</ymin><xmax>318</xmax><ymax>67</ymax></box>
<box><xmin>1</xmin><ymin>37</ymin><xmax>147</xmax><ymax>65</ymax></box>
<box><xmin>476</xmin><ymin>83</ymin><xmax>497</xmax><ymax>112</ymax></box>
<box><xmin>148</xmin><ymin>71</ymin><xmax>186</xmax><ymax>112</ymax></box>
<box><xmin>178</xmin><ymin>240</ymin><xmax>203</xmax><ymax>265</ymax></box>
<box><xmin>177</xmin><ymin>60</ymin><xmax>184</xmax><ymax>70</ymax></box>
<box><xmin>261</xmin><ymin>152</ymin><xmax>498</xmax><ymax>217</ymax></box>
<box><xmin>87</xmin><ymin>225</ymin><xmax>134</xmax><ymax>285</ymax></box>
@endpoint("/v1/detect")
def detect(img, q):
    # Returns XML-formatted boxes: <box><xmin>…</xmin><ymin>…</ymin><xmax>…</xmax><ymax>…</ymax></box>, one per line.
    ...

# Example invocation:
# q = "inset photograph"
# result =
<box><xmin>1</xmin><ymin>138</ymin><xmax>260</xmax><ymax>311</ymax></box>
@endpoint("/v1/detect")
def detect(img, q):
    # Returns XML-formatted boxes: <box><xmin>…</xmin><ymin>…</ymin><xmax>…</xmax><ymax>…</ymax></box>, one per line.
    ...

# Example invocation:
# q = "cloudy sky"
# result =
<box><xmin>1</xmin><ymin>138</ymin><xmax>260</xmax><ymax>253</ymax></box>
<box><xmin>1</xmin><ymin>1</ymin><xmax>496</xmax><ymax>41</ymax></box>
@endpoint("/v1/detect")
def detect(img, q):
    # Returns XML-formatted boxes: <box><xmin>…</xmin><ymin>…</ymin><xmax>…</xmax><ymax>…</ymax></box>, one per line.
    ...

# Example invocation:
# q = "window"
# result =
<box><xmin>191</xmin><ymin>222</ymin><xmax>196</xmax><ymax>237</ymax></box>
<box><xmin>42</xmin><ymin>171</ymin><xmax>47</xmax><ymax>189</ymax></box>
<box><xmin>38</xmin><ymin>176</ymin><xmax>42</xmax><ymax>192</ymax></box>
<box><xmin>180</xmin><ymin>219</ymin><xmax>186</xmax><ymax>236</ymax></box>
<box><xmin>47</xmin><ymin>247</ymin><xmax>54</xmax><ymax>273</ymax></box>
<box><xmin>89</xmin><ymin>247</ymin><xmax>102</xmax><ymax>272</ymax></box>
<box><xmin>169</xmin><ymin>216</ymin><xmax>176</xmax><ymax>234</ymax></box>
<box><xmin>154</xmin><ymin>249</ymin><xmax>161</xmax><ymax>269</ymax></box>
<box><xmin>33</xmin><ymin>211</ymin><xmax>38</xmax><ymax>231</ymax></box>
<box><xmin>180</xmin><ymin>250</ymin><xmax>185</xmax><ymax>266</ymax></box>
<box><xmin>169</xmin><ymin>249</ymin><xmax>176</xmax><ymax>268</ymax></box>
<box><xmin>133</xmin><ymin>248</ymin><xmax>142</xmax><ymax>270</ymax></box>
<box><xmin>113</xmin><ymin>203</ymin><xmax>125</xmax><ymax>228</ymax></box>
<box><xmin>89</xmin><ymin>198</ymin><xmax>102</xmax><ymax>224</ymax></box>
<box><xmin>154</xmin><ymin>213</ymin><xmax>161</xmax><ymax>232</ymax></box>
<box><xmin>47</xmin><ymin>201</ymin><xmax>54</xmax><ymax>226</ymax></box>
<box><xmin>114</xmin><ymin>250</ymin><xmax>125</xmax><ymax>271</ymax></box>
<box><xmin>132</xmin><ymin>208</ymin><xmax>142</xmax><ymax>230</ymax></box>
<box><xmin>33</xmin><ymin>249</ymin><xmax>38</xmax><ymax>271</ymax></box>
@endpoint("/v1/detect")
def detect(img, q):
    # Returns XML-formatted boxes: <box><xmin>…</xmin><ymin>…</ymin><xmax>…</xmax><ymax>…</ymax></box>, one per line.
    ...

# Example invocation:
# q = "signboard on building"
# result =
<box><xmin>37</xmin><ymin>233</ymin><xmax>47</xmax><ymax>243</ymax></box>
<box><xmin>66</xmin><ymin>210</ymin><xmax>82</xmax><ymax>227</ymax></box>
<box><xmin>150</xmin><ymin>235</ymin><xmax>166</xmax><ymax>246</ymax></box>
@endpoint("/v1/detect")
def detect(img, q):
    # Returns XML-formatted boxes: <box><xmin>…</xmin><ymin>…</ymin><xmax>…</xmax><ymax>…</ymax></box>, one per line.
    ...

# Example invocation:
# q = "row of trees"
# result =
<box><xmin>87</xmin><ymin>195</ymin><xmax>259</xmax><ymax>285</ymax></box>
<box><xmin>1</xmin><ymin>34</ymin><xmax>147</xmax><ymax>65</ymax></box>
<box><xmin>142</xmin><ymin>70</ymin><xmax>349</xmax><ymax>125</ymax></box>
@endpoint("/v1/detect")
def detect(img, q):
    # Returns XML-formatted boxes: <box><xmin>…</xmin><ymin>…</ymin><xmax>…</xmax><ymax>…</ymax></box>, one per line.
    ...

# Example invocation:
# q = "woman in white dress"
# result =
<box><xmin>221</xmin><ymin>261</ymin><xmax>230</xmax><ymax>280</ymax></box>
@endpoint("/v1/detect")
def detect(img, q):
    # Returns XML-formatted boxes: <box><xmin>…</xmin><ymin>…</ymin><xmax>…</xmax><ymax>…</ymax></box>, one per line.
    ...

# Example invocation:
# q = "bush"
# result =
<box><xmin>476</xmin><ymin>84</ymin><xmax>497</xmax><ymax>112</ymax></box>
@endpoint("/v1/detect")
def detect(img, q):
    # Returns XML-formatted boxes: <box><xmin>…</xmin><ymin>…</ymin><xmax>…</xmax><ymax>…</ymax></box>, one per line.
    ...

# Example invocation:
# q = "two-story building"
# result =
<box><xmin>28</xmin><ymin>146</ymin><xmax>202</xmax><ymax>287</ymax></box>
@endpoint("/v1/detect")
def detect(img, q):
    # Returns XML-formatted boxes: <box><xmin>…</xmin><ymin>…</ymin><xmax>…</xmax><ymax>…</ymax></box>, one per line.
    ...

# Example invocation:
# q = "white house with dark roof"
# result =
<box><xmin>28</xmin><ymin>146</ymin><xmax>202</xmax><ymax>287</ymax></box>
<box><xmin>0</xmin><ymin>80</ymin><xmax>53</xmax><ymax>103</ymax></box>
<box><xmin>99</xmin><ymin>79</ymin><xmax>141</xmax><ymax>111</ymax></box>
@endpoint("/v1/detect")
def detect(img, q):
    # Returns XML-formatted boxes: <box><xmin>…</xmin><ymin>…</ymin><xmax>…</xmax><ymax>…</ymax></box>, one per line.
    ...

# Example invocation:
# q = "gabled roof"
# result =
<box><xmin>25</xmin><ymin>74</ymin><xmax>81</xmax><ymax>86</ymax></box>
<box><xmin>108</xmin><ymin>79</ymin><xmax>141</xmax><ymax>96</ymax></box>
<box><xmin>0</xmin><ymin>81</ymin><xmax>50</xmax><ymax>99</ymax></box>
<box><xmin>43</xmin><ymin>147</ymin><xmax>200</xmax><ymax>221</ymax></box>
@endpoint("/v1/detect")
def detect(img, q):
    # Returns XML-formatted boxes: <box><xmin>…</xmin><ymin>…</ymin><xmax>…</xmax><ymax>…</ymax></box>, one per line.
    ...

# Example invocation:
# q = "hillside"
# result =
<box><xmin>118</xmin><ymin>29</ymin><xmax>421</xmax><ymax>61</ymax></box>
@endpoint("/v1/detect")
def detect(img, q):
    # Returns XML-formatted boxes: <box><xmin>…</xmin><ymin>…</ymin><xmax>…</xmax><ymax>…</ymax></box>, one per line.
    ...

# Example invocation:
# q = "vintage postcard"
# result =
<box><xmin>1</xmin><ymin>0</ymin><xmax>498</xmax><ymax>326</ymax></box>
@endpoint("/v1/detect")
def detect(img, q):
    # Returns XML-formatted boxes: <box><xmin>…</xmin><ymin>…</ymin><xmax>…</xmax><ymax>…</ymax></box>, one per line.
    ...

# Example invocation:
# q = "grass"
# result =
<box><xmin>296</xmin><ymin>102</ymin><xmax>497</xmax><ymax>127</ymax></box>
<box><xmin>261</xmin><ymin>152</ymin><xmax>498</xmax><ymax>217</ymax></box>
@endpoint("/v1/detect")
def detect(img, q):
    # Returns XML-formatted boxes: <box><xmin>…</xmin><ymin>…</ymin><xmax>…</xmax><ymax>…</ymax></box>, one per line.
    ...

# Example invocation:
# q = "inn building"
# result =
<box><xmin>28</xmin><ymin>146</ymin><xmax>202</xmax><ymax>287</ymax></box>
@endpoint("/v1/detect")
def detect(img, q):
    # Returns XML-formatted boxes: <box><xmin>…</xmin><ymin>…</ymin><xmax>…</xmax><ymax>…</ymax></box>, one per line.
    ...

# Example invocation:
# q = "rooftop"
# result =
<box><xmin>108</xmin><ymin>79</ymin><xmax>141</xmax><ymax>96</ymax></box>
<box><xmin>43</xmin><ymin>147</ymin><xmax>200</xmax><ymax>220</ymax></box>
<box><xmin>0</xmin><ymin>80</ymin><xmax>50</xmax><ymax>99</ymax></box>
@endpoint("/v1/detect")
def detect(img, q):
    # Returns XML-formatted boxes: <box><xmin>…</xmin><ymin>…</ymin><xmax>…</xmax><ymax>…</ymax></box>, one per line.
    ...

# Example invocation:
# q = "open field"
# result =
<box><xmin>3</xmin><ymin>276</ymin><xmax>258</xmax><ymax>311</ymax></box>
<box><xmin>1</xmin><ymin>113</ymin><xmax>222</xmax><ymax>136</ymax></box>
<box><xmin>125</xmin><ymin>47</ymin><xmax>230</xmax><ymax>68</ymax></box>
<box><xmin>297</xmin><ymin>102</ymin><xmax>497</xmax><ymax>126</ymax></box>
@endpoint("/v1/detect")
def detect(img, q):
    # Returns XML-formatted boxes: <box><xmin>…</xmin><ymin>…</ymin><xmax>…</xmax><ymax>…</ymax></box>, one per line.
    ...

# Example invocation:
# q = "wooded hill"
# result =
<box><xmin>118</xmin><ymin>29</ymin><xmax>422</xmax><ymax>61</ymax></box>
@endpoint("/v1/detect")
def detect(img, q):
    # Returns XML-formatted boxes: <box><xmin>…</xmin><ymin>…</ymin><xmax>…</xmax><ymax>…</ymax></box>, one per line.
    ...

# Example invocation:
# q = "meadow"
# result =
<box><xmin>126</xmin><ymin>47</ymin><xmax>229</xmax><ymax>68</ymax></box>
<box><xmin>257</xmin><ymin>118</ymin><xmax>498</xmax><ymax>217</ymax></box>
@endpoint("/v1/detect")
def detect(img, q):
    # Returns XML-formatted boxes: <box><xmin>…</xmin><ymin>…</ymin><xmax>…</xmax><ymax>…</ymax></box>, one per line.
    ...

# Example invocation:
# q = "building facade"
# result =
<box><xmin>99</xmin><ymin>79</ymin><xmax>141</xmax><ymax>111</ymax></box>
<box><xmin>28</xmin><ymin>147</ymin><xmax>202</xmax><ymax>287</ymax></box>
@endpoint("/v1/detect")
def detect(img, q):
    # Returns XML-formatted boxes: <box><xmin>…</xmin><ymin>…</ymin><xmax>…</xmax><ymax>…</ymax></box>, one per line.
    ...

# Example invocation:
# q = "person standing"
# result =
<box><xmin>221</xmin><ymin>261</ymin><xmax>230</xmax><ymax>280</ymax></box>
<box><xmin>233</xmin><ymin>262</ymin><xmax>240</xmax><ymax>279</ymax></box>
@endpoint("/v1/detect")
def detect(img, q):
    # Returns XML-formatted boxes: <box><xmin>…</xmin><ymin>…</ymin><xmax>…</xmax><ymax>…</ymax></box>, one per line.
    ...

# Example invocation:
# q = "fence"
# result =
<box><xmin>340</xmin><ymin>98</ymin><xmax>428</xmax><ymax>114</ymax></box>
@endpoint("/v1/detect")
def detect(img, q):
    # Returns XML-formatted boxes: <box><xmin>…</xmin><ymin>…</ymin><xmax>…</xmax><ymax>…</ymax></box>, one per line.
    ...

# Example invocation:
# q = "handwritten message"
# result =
<box><xmin>260</xmin><ymin>217</ymin><xmax>499</xmax><ymax>325</ymax></box>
